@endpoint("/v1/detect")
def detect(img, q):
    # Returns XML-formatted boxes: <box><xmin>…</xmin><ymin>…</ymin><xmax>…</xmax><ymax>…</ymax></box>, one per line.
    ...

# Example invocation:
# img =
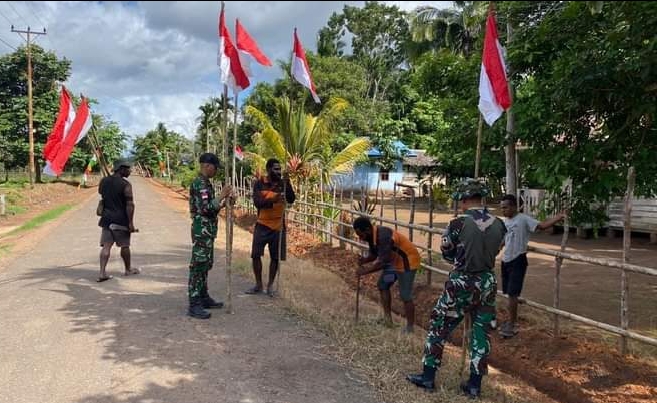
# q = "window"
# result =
<box><xmin>380</xmin><ymin>169</ymin><xmax>390</xmax><ymax>181</ymax></box>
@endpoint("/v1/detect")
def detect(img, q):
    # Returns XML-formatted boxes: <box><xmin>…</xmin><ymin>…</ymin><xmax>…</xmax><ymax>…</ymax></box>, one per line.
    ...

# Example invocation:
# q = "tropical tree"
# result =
<box><xmin>0</xmin><ymin>44</ymin><xmax>71</xmax><ymax>178</ymax></box>
<box><xmin>244</xmin><ymin>96</ymin><xmax>370</xmax><ymax>186</ymax></box>
<box><xmin>409</xmin><ymin>1</ymin><xmax>488</xmax><ymax>59</ymax></box>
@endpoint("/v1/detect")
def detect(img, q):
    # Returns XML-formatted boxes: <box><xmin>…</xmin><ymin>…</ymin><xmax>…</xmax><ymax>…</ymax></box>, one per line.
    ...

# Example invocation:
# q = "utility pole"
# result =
<box><xmin>11</xmin><ymin>26</ymin><xmax>47</xmax><ymax>188</ymax></box>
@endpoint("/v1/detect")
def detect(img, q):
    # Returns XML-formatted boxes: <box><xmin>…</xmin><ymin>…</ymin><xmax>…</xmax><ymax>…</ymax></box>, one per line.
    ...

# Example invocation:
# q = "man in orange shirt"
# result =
<box><xmin>354</xmin><ymin>216</ymin><xmax>421</xmax><ymax>333</ymax></box>
<box><xmin>246</xmin><ymin>158</ymin><xmax>296</xmax><ymax>297</ymax></box>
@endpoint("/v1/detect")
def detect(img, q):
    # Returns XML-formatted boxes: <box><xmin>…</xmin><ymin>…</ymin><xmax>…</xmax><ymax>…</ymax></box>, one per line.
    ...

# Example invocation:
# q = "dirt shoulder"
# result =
<box><xmin>151</xmin><ymin>179</ymin><xmax>564</xmax><ymax>403</ymax></box>
<box><xmin>270</xmin><ymin>220</ymin><xmax>657</xmax><ymax>403</ymax></box>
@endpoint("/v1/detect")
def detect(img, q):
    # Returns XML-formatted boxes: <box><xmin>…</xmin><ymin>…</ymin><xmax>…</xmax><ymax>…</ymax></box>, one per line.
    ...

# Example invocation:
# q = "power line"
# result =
<box><xmin>0</xmin><ymin>34</ymin><xmax>16</xmax><ymax>50</ymax></box>
<box><xmin>0</xmin><ymin>5</ymin><xmax>13</xmax><ymax>25</ymax></box>
<box><xmin>6</xmin><ymin>2</ymin><xmax>28</xmax><ymax>26</ymax></box>
<box><xmin>23</xmin><ymin>1</ymin><xmax>47</xmax><ymax>28</ymax></box>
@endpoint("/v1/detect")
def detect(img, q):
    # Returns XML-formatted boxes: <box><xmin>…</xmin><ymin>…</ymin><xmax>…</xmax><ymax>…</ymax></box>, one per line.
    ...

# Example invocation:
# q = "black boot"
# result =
<box><xmin>406</xmin><ymin>365</ymin><xmax>436</xmax><ymax>391</ymax></box>
<box><xmin>460</xmin><ymin>373</ymin><xmax>482</xmax><ymax>399</ymax></box>
<box><xmin>201</xmin><ymin>295</ymin><xmax>224</xmax><ymax>309</ymax></box>
<box><xmin>188</xmin><ymin>297</ymin><xmax>211</xmax><ymax>319</ymax></box>
<box><xmin>201</xmin><ymin>282</ymin><xmax>224</xmax><ymax>309</ymax></box>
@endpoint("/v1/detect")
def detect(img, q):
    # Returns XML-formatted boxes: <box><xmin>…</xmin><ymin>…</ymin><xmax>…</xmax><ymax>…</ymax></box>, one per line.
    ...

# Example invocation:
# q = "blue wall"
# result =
<box><xmin>332</xmin><ymin>160</ymin><xmax>405</xmax><ymax>193</ymax></box>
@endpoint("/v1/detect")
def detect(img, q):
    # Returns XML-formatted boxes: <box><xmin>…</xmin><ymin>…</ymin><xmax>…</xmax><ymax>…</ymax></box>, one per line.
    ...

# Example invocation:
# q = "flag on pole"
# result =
<box><xmin>478</xmin><ymin>9</ymin><xmax>511</xmax><ymax>126</ymax></box>
<box><xmin>236</xmin><ymin>19</ymin><xmax>272</xmax><ymax>78</ymax></box>
<box><xmin>218</xmin><ymin>6</ymin><xmax>249</xmax><ymax>93</ymax></box>
<box><xmin>47</xmin><ymin>97</ymin><xmax>93</xmax><ymax>177</ymax></box>
<box><xmin>43</xmin><ymin>87</ymin><xmax>76</xmax><ymax>176</ymax></box>
<box><xmin>291</xmin><ymin>28</ymin><xmax>320</xmax><ymax>104</ymax></box>
<box><xmin>234</xmin><ymin>145</ymin><xmax>244</xmax><ymax>161</ymax></box>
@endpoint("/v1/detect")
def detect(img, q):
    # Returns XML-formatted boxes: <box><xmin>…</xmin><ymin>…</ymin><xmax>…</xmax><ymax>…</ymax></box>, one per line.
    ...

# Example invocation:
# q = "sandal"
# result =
<box><xmin>244</xmin><ymin>286</ymin><xmax>263</xmax><ymax>295</ymax></box>
<box><xmin>96</xmin><ymin>275</ymin><xmax>113</xmax><ymax>282</ymax></box>
<box><xmin>124</xmin><ymin>268</ymin><xmax>140</xmax><ymax>276</ymax></box>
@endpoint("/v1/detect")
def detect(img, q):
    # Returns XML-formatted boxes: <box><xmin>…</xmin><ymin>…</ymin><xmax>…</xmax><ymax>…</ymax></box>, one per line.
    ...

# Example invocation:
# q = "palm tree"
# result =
<box><xmin>196</xmin><ymin>95</ymin><xmax>233</xmax><ymax>155</ymax></box>
<box><xmin>409</xmin><ymin>1</ymin><xmax>488</xmax><ymax>58</ymax></box>
<box><xmin>245</xmin><ymin>96</ymin><xmax>370</xmax><ymax>186</ymax></box>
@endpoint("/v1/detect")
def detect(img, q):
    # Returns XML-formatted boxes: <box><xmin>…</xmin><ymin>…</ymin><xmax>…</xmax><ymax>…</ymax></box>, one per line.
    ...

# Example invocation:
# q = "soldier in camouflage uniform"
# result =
<box><xmin>187</xmin><ymin>153</ymin><xmax>233</xmax><ymax>319</ymax></box>
<box><xmin>407</xmin><ymin>179</ymin><xmax>506</xmax><ymax>399</ymax></box>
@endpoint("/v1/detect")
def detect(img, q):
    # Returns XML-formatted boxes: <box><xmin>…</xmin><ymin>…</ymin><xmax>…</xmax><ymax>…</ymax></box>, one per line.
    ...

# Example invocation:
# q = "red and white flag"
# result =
<box><xmin>43</xmin><ymin>87</ymin><xmax>76</xmax><ymax>175</ymax></box>
<box><xmin>218</xmin><ymin>6</ymin><xmax>249</xmax><ymax>93</ymax></box>
<box><xmin>478</xmin><ymin>9</ymin><xmax>511</xmax><ymax>126</ymax></box>
<box><xmin>291</xmin><ymin>29</ymin><xmax>320</xmax><ymax>104</ymax></box>
<box><xmin>236</xmin><ymin>19</ymin><xmax>272</xmax><ymax>77</ymax></box>
<box><xmin>47</xmin><ymin>97</ymin><xmax>93</xmax><ymax>177</ymax></box>
<box><xmin>234</xmin><ymin>145</ymin><xmax>244</xmax><ymax>161</ymax></box>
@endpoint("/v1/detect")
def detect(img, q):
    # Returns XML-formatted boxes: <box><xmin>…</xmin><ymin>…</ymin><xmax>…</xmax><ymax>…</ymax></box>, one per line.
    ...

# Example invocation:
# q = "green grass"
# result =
<box><xmin>0</xmin><ymin>244</ymin><xmax>12</xmax><ymax>257</ymax></box>
<box><xmin>9</xmin><ymin>204</ymin><xmax>73</xmax><ymax>234</ymax></box>
<box><xmin>6</xmin><ymin>205</ymin><xmax>27</xmax><ymax>215</ymax></box>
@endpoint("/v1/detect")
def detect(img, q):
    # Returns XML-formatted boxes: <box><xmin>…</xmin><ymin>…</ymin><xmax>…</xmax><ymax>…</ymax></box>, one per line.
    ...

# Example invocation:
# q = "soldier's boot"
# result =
<box><xmin>188</xmin><ymin>297</ymin><xmax>211</xmax><ymax>319</ymax></box>
<box><xmin>201</xmin><ymin>295</ymin><xmax>224</xmax><ymax>309</ymax></box>
<box><xmin>406</xmin><ymin>365</ymin><xmax>436</xmax><ymax>392</ymax></box>
<box><xmin>460</xmin><ymin>373</ymin><xmax>483</xmax><ymax>399</ymax></box>
<box><xmin>201</xmin><ymin>285</ymin><xmax>224</xmax><ymax>309</ymax></box>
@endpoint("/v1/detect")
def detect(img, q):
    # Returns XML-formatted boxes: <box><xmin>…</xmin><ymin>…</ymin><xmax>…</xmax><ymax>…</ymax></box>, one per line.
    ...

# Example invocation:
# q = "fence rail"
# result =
<box><xmin>231</xmin><ymin>183</ymin><xmax>657</xmax><ymax>350</ymax></box>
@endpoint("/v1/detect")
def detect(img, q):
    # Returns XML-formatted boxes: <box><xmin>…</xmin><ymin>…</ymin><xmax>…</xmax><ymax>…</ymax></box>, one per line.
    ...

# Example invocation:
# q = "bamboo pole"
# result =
<box><xmin>552</xmin><ymin>184</ymin><xmax>571</xmax><ymax>335</ymax></box>
<box><xmin>393</xmin><ymin>182</ymin><xmax>398</xmax><ymax>230</ymax></box>
<box><xmin>427</xmin><ymin>176</ymin><xmax>434</xmax><ymax>285</ymax></box>
<box><xmin>620</xmin><ymin>166</ymin><xmax>635</xmax><ymax>354</ymax></box>
<box><xmin>475</xmin><ymin>114</ymin><xmax>484</xmax><ymax>178</ymax></box>
<box><xmin>222</xmin><ymin>83</ymin><xmax>234</xmax><ymax>314</ymax></box>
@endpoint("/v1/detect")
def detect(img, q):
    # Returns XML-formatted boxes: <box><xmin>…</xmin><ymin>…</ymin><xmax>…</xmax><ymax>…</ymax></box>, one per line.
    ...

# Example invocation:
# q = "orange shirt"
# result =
<box><xmin>370</xmin><ymin>226</ymin><xmax>421</xmax><ymax>272</ymax></box>
<box><xmin>253</xmin><ymin>177</ymin><xmax>296</xmax><ymax>231</ymax></box>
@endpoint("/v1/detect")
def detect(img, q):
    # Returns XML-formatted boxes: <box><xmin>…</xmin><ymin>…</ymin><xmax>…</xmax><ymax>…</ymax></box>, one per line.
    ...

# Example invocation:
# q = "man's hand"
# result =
<box><xmin>219</xmin><ymin>185</ymin><xmax>233</xmax><ymax>201</ymax></box>
<box><xmin>356</xmin><ymin>266</ymin><xmax>368</xmax><ymax>277</ymax></box>
<box><xmin>128</xmin><ymin>223</ymin><xmax>137</xmax><ymax>233</ymax></box>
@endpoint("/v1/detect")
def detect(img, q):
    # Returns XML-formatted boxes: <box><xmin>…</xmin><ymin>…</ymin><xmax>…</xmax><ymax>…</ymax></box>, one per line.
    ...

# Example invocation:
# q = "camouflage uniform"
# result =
<box><xmin>408</xmin><ymin>178</ymin><xmax>506</xmax><ymax>397</ymax></box>
<box><xmin>423</xmin><ymin>208</ymin><xmax>504</xmax><ymax>375</ymax></box>
<box><xmin>188</xmin><ymin>174</ymin><xmax>221</xmax><ymax>300</ymax></box>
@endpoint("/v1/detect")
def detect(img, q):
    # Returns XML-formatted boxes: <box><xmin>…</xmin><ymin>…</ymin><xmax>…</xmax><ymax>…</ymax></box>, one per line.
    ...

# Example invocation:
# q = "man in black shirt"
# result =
<box><xmin>97</xmin><ymin>159</ymin><xmax>138</xmax><ymax>282</ymax></box>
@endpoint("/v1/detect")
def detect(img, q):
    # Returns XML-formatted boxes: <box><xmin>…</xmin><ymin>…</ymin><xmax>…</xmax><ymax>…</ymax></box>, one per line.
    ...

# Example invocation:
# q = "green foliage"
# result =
<box><xmin>0</xmin><ymin>45</ymin><xmax>71</xmax><ymax>171</ymax></box>
<box><xmin>510</xmin><ymin>1</ymin><xmax>657</xmax><ymax>217</ymax></box>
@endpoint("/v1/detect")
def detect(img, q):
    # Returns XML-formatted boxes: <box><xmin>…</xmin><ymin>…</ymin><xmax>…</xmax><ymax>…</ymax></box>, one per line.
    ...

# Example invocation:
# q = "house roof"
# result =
<box><xmin>367</xmin><ymin>140</ymin><xmax>417</xmax><ymax>158</ymax></box>
<box><xmin>403</xmin><ymin>149</ymin><xmax>439</xmax><ymax>167</ymax></box>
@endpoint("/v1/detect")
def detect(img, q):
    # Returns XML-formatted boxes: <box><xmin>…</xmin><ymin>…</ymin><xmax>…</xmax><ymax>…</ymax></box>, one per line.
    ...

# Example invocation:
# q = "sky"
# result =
<box><xmin>0</xmin><ymin>1</ymin><xmax>451</xmax><ymax>142</ymax></box>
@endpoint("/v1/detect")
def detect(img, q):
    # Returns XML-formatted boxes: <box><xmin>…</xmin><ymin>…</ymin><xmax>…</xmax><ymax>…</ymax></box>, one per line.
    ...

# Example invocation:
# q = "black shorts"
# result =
<box><xmin>501</xmin><ymin>253</ymin><xmax>528</xmax><ymax>297</ymax></box>
<box><xmin>251</xmin><ymin>223</ymin><xmax>286</xmax><ymax>261</ymax></box>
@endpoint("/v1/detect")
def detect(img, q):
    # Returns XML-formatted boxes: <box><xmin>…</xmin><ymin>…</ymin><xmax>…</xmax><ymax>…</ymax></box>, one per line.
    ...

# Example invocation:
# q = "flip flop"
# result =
<box><xmin>124</xmin><ymin>268</ymin><xmax>140</xmax><ymax>276</ymax></box>
<box><xmin>96</xmin><ymin>275</ymin><xmax>113</xmax><ymax>282</ymax></box>
<box><xmin>244</xmin><ymin>286</ymin><xmax>263</xmax><ymax>295</ymax></box>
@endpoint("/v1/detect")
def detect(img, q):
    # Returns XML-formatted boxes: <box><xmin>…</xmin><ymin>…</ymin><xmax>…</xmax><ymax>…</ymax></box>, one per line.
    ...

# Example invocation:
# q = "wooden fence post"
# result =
<box><xmin>620</xmin><ymin>166</ymin><xmax>635</xmax><ymax>354</ymax></box>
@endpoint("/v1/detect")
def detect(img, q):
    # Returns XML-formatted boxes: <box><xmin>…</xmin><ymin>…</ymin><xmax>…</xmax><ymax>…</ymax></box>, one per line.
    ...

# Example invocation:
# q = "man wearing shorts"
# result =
<box><xmin>499</xmin><ymin>194</ymin><xmax>566</xmax><ymax>338</ymax></box>
<box><xmin>353</xmin><ymin>216</ymin><xmax>420</xmax><ymax>334</ymax></box>
<box><xmin>246</xmin><ymin>158</ymin><xmax>295</xmax><ymax>297</ymax></box>
<box><xmin>97</xmin><ymin>159</ymin><xmax>139</xmax><ymax>282</ymax></box>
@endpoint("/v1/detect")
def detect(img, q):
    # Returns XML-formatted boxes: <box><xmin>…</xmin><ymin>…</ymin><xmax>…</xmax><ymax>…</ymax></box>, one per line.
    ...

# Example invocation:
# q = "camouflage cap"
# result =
<box><xmin>452</xmin><ymin>178</ymin><xmax>490</xmax><ymax>201</ymax></box>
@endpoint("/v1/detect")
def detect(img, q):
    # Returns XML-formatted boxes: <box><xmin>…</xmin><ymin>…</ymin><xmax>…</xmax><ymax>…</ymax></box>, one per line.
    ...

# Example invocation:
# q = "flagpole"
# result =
<box><xmin>222</xmin><ymin>82</ymin><xmax>234</xmax><ymax>314</ymax></box>
<box><xmin>474</xmin><ymin>113</ymin><xmax>484</xmax><ymax>178</ymax></box>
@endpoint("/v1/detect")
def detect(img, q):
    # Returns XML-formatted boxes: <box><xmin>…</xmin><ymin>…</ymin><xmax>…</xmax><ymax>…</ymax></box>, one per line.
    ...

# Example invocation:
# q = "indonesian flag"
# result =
<box><xmin>46</xmin><ymin>97</ymin><xmax>93</xmax><ymax>177</ymax></box>
<box><xmin>478</xmin><ymin>10</ymin><xmax>512</xmax><ymax>126</ymax></box>
<box><xmin>236</xmin><ymin>19</ymin><xmax>272</xmax><ymax>78</ymax></box>
<box><xmin>43</xmin><ymin>87</ymin><xmax>76</xmax><ymax>175</ymax></box>
<box><xmin>291</xmin><ymin>29</ymin><xmax>320</xmax><ymax>104</ymax></box>
<box><xmin>218</xmin><ymin>6</ymin><xmax>249</xmax><ymax>93</ymax></box>
<box><xmin>234</xmin><ymin>145</ymin><xmax>244</xmax><ymax>161</ymax></box>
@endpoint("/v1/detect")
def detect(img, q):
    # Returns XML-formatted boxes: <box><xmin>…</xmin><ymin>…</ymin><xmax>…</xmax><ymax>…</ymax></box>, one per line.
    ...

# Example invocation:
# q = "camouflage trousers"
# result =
<box><xmin>188</xmin><ymin>235</ymin><xmax>215</xmax><ymax>300</ymax></box>
<box><xmin>422</xmin><ymin>270</ymin><xmax>496</xmax><ymax>376</ymax></box>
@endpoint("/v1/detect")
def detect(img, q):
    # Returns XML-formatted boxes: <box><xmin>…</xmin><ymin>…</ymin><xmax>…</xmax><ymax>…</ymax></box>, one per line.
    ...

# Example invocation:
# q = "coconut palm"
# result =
<box><xmin>409</xmin><ymin>1</ymin><xmax>488</xmax><ymax>58</ymax></box>
<box><xmin>245</xmin><ymin>96</ymin><xmax>370</xmax><ymax>185</ymax></box>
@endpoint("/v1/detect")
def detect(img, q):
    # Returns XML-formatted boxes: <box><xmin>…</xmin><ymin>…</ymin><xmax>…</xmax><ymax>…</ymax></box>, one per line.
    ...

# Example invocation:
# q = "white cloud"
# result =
<box><xmin>0</xmin><ymin>1</ymin><xmax>450</xmax><ymax>142</ymax></box>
